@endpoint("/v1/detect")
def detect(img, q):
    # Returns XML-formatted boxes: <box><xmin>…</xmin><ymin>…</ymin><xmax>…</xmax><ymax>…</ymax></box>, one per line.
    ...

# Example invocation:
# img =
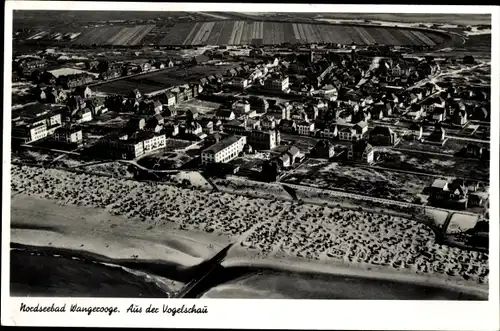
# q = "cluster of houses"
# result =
<box><xmin>11</xmin><ymin>108</ymin><xmax>83</xmax><ymax>147</ymax></box>
<box><xmin>429</xmin><ymin>178</ymin><xmax>487</xmax><ymax>210</ymax></box>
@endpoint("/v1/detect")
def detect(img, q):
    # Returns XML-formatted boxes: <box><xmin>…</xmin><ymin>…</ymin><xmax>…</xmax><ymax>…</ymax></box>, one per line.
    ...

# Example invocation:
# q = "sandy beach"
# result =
<box><xmin>9</xmin><ymin>164</ymin><xmax>489</xmax><ymax>296</ymax></box>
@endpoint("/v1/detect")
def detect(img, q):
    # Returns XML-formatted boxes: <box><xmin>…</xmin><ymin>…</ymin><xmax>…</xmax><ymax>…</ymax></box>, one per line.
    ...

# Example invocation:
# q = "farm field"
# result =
<box><xmin>94</xmin><ymin>64</ymin><xmax>237</xmax><ymax>96</ymax></box>
<box><xmin>73</xmin><ymin>25</ymin><xmax>155</xmax><ymax>46</ymax></box>
<box><xmin>281</xmin><ymin>159</ymin><xmax>432</xmax><ymax>203</ymax></box>
<box><xmin>16</xmin><ymin>21</ymin><xmax>452</xmax><ymax>47</ymax></box>
<box><xmin>158</xmin><ymin>21</ymin><xmax>450</xmax><ymax>46</ymax></box>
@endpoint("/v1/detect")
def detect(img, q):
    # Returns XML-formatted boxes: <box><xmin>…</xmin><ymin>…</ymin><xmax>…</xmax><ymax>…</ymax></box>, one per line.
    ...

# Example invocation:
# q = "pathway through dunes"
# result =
<box><xmin>156</xmin><ymin>20</ymin><xmax>450</xmax><ymax>46</ymax></box>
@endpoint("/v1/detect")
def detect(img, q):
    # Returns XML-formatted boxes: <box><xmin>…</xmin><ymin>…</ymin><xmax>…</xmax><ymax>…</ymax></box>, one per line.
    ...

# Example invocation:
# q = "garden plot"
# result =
<box><xmin>424</xmin><ymin>208</ymin><xmax>450</xmax><ymax>228</ymax></box>
<box><xmin>282</xmin><ymin>160</ymin><xmax>430</xmax><ymax>203</ymax></box>
<box><xmin>379</xmin><ymin>150</ymin><xmax>489</xmax><ymax>182</ymax></box>
<box><xmin>445</xmin><ymin>213</ymin><xmax>480</xmax><ymax>234</ymax></box>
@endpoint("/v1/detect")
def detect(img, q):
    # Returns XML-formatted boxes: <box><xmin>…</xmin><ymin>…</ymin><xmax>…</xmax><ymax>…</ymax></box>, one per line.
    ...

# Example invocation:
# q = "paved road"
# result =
<box><xmin>447</xmin><ymin>136</ymin><xmax>490</xmax><ymax>144</ymax></box>
<box><xmin>21</xmin><ymin>144</ymin><xmax>81</xmax><ymax>156</ymax></box>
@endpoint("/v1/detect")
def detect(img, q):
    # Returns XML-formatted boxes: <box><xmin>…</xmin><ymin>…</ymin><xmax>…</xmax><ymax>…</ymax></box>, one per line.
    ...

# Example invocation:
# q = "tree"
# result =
<box><xmin>97</xmin><ymin>60</ymin><xmax>110</xmax><ymax>73</ymax></box>
<box><xmin>463</xmin><ymin>55</ymin><xmax>475</xmax><ymax>65</ymax></box>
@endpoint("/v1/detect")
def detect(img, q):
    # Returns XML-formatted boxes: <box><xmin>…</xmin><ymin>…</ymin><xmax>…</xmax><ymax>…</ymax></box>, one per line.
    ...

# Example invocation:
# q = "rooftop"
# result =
<box><xmin>202</xmin><ymin>135</ymin><xmax>245</xmax><ymax>154</ymax></box>
<box><xmin>431</xmin><ymin>179</ymin><xmax>448</xmax><ymax>189</ymax></box>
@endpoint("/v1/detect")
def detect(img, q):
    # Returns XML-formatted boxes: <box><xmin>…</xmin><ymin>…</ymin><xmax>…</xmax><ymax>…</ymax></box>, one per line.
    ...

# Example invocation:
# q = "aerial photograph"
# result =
<box><xmin>9</xmin><ymin>9</ymin><xmax>491</xmax><ymax>300</ymax></box>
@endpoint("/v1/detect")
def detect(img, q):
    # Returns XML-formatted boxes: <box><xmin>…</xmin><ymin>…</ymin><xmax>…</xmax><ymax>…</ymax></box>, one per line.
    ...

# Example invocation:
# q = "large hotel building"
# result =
<box><xmin>201</xmin><ymin>135</ymin><xmax>247</xmax><ymax>165</ymax></box>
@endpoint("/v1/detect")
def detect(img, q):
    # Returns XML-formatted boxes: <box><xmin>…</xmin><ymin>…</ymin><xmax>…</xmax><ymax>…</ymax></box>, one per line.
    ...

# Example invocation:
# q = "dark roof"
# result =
<box><xmin>370</xmin><ymin>126</ymin><xmax>393</xmax><ymax>136</ymax></box>
<box><xmin>286</xmin><ymin>145</ymin><xmax>300</xmax><ymax>156</ymax></box>
<box><xmin>202</xmin><ymin>135</ymin><xmax>244</xmax><ymax>154</ymax></box>
<box><xmin>216</xmin><ymin>109</ymin><xmax>234</xmax><ymax>118</ymax></box>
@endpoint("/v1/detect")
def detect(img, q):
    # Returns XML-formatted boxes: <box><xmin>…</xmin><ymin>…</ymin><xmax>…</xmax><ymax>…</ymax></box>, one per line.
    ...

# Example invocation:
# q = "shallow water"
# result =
<box><xmin>10</xmin><ymin>250</ymin><xmax>173</xmax><ymax>298</ymax></box>
<box><xmin>10</xmin><ymin>249</ymin><xmax>486</xmax><ymax>300</ymax></box>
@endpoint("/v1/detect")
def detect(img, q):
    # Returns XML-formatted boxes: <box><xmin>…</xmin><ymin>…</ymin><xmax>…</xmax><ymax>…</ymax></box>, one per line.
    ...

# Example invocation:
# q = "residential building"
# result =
<box><xmin>296</xmin><ymin>121</ymin><xmax>315</xmax><ymax>136</ymax></box>
<box><xmin>338</xmin><ymin>126</ymin><xmax>359</xmax><ymax>141</ymax></box>
<box><xmin>260</xmin><ymin>115</ymin><xmax>276</xmax><ymax>130</ymax></box>
<box><xmin>224</xmin><ymin>125</ymin><xmax>280</xmax><ymax>150</ymax></box>
<box><xmin>319</xmin><ymin>124</ymin><xmax>338</xmax><ymax>139</ymax></box>
<box><xmin>86</xmin><ymin>98</ymin><xmax>108</xmax><ymax>116</ymax></box>
<box><xmin>140</xmin><ymin>100</ymin><xmax>162</xmax><ymax>115</ymax></box>
<box><xmin>215</xmin><ymin>109</ymin><xmax>236</xmax><ymax>121</ymax></box>
<box><xmin>53</xmin><ymin>125</ymin><xmax>83</xmax><ymax>145</ymax></box>
<box><xmin>11</xmin><ymin>111</ymin><xmax>62</xmax><ymax>143</ymax></box>
<box><xmin>68</xmin><ymin>108</ymin><xmax>93</xmax><ymax>124</ymax></box>
<box><xmin>465</xmin><ymin>144</ymin><xmax>486</xmax><ymax>158</ymax></box>
<box><xmin>264</xmin><ymin>75</ymin><xmax>289</xmax><ymax>92</ymax></box>
<box><xmin>160</xmin><ymin>92</ymin><xmax>177</xmax><ymax>107</ymax></box>
<box><xmin>348</xmin><ymin>141</ymin><xmax>374</xmax><ymax>164</ymax></box>
<box><xmin>310</xmin><ymin>140</ymin><xmax>336</xmax><ymax>159</ymax></box>
<box><xmin>58</xmin><ymin>73</ymin><xmax>95</xmax><ymax>89</ymax></box>
<box><xmin>429</xmin><ymin>178</ymin><xmax>468</xmax><ymax>209</ymax></box>
<box><xmin>99</xmin><ymin>69</ymin><xmax>121</xmax><ymax>81</ymax></box>
<box><xmin>452</xmin><ymin>110</ymin><xmax>468</xmax><ymax>126</ymax></box>
<box><xmin>104</xmin><ymin>131</ymin><xmax>166</xmax><ymax>160</ymax></box>
<box><xmin>369</xmin><ymin>126</ymin><xmax>398</xmax><ymax>146</ymax></box>
<box><xmin>234</xmin><ymin>77</ymin><xmax>249</xmax><ymax>89</ymax></box>
<box><xmin>422</xmin><ymin>96</ymin><xmax>446</xmax><ymax>112</ymax></box>
<box><xmin>201</xmin><ymin>135</ymin><xmax>247</xmax><ymax>165</ymax></box>
<box><xmin>432</xmin><ymin>106</ymin><xmax>447</xmax><ymax>122</ymax></box>
<box><xmin>232</xmin><ymin>100</ymin><xmax>251</xmax><ymax>115</ymax></box>
<box><xmin>198</xmin><ymin>118</ymin><xmax>214</xmax><ymax>134</ymax></box>
<box><xmin>278</xmin><ymin>119</ymin><xmax>297</xmax><ymax>134</ymax></box>
<box><xmin>406</xmin><ymin>104</ymin><xmax>424</xmax><ymax>120</ymax></box>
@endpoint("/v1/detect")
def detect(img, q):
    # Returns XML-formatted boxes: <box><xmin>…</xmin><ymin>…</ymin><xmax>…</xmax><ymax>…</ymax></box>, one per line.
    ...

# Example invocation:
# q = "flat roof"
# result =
<box><xmin>432</xmin><ymin>179</ymin><xmax>448</xmax><ymax>188</ymax></box>
<box><xmin>202</xmin><ymin>135</ymin><xmax>244</xmax><ymax>154</ymax></box>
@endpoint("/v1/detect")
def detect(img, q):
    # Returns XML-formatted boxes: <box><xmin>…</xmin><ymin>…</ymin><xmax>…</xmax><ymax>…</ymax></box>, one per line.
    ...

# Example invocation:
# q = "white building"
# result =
<box><xmin>338</xmin><ymin>127</ymin><xmax>357</xmax><ymax>141</ymax></box>
<box><xmin>297</xmin><ymin>121</ymin><xmax>315</xmax><ymax>136</ymax></box>
<box><xmin>11</xmin><ymin>111</ymin><xmax>62</xmax><ymax>143</ymax></box>
<box><xmin>201</xmin><ymin>135</ymin><xmax>247</xmax><ymax>165</ymax></box>
<box><xmin>53</xmin><ymin>126</ymin><xmax>83</xmax><ymax>144</ymax></box>
<box><xmin>143</xmin><ymin>133</ymin><xmax>166</xmax><ymax>153</ymax></box>
<box><xmin>79</xmin><ymin>109</ymin><xmax>93</xmax><ymax>123</ymax></box>
<box><xmin>264</xmin><ymin>76</ymin><xmax>289</xmax><ymax>92</ymax></box>
<box><xmin>232</xmin><ymin>100</ymin><xmax>251</xmax><ymax>115</ymax></box>
<box><xmin>234</xmin><ymin>78</ymin><xmax>249</xmax><ymax>89</ymax></box>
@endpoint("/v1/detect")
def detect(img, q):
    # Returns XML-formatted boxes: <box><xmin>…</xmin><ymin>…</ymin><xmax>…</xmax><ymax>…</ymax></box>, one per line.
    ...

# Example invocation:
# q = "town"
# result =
<box><xmin>10</xmin><ymin>11</ymin><xmax>491</xmax><ymax>295</ymax></box>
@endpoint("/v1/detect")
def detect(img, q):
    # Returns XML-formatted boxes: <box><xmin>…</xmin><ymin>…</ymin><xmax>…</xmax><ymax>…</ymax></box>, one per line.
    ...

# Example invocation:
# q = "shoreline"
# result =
<box><xmin>9</xmin><ymin>166</ymin><xmax>489</xmax><ymax>296</ymax></box>
<box><xmin>223</xmin><ymin>248</ymin><xmax>488</xmax><ymax>299</ymax></box>
<box><xmin>9</xmin><ymin>242</ymin><xmax>488</xmax><ymax>300</ymax></box>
